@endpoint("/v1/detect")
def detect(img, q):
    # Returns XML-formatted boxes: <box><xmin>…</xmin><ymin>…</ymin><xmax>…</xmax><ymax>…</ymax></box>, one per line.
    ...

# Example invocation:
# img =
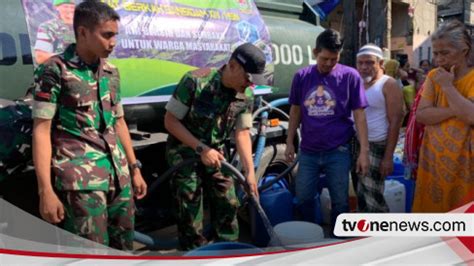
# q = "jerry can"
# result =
<box><xmin>250</xmin><ymin>174</ymin><xmax>293</xmax><ymax>247</ymax></box>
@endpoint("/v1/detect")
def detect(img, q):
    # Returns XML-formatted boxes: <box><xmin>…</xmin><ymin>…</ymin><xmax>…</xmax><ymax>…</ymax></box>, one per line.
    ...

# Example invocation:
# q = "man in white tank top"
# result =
<box><xmin>353</xmin><ymin>44</ymin><xmax>404</xmax><ymax>212</ymax></box>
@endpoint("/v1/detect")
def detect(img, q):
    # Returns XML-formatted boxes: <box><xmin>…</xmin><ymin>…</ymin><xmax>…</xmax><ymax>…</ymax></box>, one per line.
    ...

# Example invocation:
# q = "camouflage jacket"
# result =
<box><xmin>165</xmin><ymin>67</ymin><xmax>254</xmax><ymax>156</ymax></box>
<box><xmin>34</xmin><ymin>18</ymin><xmax>75</xmax><ymax>55</ymax></box>
<box><xmin>0</xmin><ymin>98</ymin><xmax>33</xmax><ymax>182</ymax></box>
<box><xmin>32</xmin><ymin>44</ymin><xmax>129</xmax><ymax>191</ymax></box>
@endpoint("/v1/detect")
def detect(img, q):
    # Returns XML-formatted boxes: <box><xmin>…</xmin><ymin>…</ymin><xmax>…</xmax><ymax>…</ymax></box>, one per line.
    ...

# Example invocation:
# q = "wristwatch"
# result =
<box><xmin>130</xmin><ymin>160</ymin><xmax>142</xmax><ymax>170</ymax></box>
<box><xmin>195</xmin><ymin>143</ymin><xmax>207</xmax><ymax>155</ymax></box>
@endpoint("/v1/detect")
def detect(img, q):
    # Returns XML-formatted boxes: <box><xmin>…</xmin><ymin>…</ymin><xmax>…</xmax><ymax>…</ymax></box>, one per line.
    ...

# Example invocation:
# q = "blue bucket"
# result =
<box><xmin>250</xmin><ymin>174</ymin><xmax>293</xmax><ymax>246</ymax></box>
<box><xmin>184</xmin><ymin>242</ymin><xmax>263</xmax><ymax>256</ymax></box>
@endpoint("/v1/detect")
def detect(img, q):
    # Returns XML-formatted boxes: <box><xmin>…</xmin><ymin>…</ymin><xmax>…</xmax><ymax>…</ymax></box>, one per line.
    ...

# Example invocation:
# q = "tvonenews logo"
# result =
<box><xmin>334</xmin><ymin>214</ymin><xmax>474</xmax><ymax>237</ymax></box>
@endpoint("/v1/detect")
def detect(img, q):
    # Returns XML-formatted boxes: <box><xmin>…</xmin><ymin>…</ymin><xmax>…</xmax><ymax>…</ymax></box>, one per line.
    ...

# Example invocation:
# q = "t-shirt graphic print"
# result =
<box><xmin>304</xmin><ymin>85</ymin><xmax>336</xmax><ymax>116</ymax></box>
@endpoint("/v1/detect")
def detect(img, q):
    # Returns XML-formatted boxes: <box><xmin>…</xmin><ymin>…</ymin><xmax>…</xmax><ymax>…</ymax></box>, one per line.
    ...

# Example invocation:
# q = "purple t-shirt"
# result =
<box><xmin>289</xmin><ymin>64</ymin><xmax>368</xmax><ymax>152</ymax></box>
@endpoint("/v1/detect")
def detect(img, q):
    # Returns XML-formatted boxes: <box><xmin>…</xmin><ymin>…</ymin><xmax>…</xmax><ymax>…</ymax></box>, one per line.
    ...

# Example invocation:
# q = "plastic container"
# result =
<box><xmin>295</xmin><ymin>194</ymin><xmax>323</xmax><ymax>224</ymax></box>
<box><xmin>297</xmin><ymin>188</ymin><xmax>331</xmax><ymax>225</ymax></box>
<box><xmin>272</xmin><ymin>221</ymin><xmax>325</xmax><ymax>249</ymax></box>
<box><xmin>386</xmin><ymin>175</ymin><xmax>415</xmax><ymax>212</ymax></box>
<box><xmin>319</xmin><ymin>188</ymin><xmax>331</xmax><ymax>225</ymax></box>
<box><xmin>391</xmin><ymin>155</ymin><xmax>405</xmax><ymax>176</ymax></box>
<box><xmin>384</xmin><ymin>180</ymin><xmax>406</xmax><ymax>213</ymax></box>
<box><xmin>318</xmin><ymin>174</ymin><xmax>327</xmax><ymax>193</ymax></box>
<box><xmin>251</xmin><ymin>174</ymin><xmax>293</xmax><ymax>247</ymax></box>
<box><xmin>313</xmin><ymin>194</ymin><xmax>323</xmax><ymax>225</ymax></box>
<box><xmin>184</xmin><ymin>242</ymin><xmax>263</xmax><ymax>256</ymax></box>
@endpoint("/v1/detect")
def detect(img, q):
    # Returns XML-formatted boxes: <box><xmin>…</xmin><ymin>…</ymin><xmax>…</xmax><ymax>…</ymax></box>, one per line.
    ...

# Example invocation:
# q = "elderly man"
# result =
<box><xmin>353</xmin><ymin>44</ymin><xmax>404</xmax><ymax>212</ymax></box>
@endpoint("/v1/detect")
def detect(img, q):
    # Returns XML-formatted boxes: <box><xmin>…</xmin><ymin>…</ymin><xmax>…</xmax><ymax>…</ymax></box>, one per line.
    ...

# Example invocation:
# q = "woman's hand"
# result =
<box><xmin>432</xmin><ymin>66</ymin><xmax>455</xmax><ymax>90</ymax></box>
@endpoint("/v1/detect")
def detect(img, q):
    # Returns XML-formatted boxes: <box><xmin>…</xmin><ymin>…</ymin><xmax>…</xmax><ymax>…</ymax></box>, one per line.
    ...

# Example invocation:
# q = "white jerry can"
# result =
<box><xmin>384</xmin><ymin>180</ymin><xmax>406</xmax><ymax>213</ymax></box>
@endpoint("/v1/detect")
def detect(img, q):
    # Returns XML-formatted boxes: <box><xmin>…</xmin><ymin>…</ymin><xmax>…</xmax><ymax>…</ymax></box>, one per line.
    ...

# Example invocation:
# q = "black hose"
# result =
<box><xmin>147</xmin><ymin>158</ymin><xmax>247</xmax><ymax>195</ymax></box>
<box><xmin>143</xmin><ymin>158</ymin><xmax>283</xmax><ymax>247</ymax></box>
<box><xmin>257</xmin><ymin>159</ymin><xmax>298</xmax><ymax>193</ymax></box>
<box><xmin>146</xmin><ymin>158</ymin><xmax>197</xmax><ymax>194</ymax></box>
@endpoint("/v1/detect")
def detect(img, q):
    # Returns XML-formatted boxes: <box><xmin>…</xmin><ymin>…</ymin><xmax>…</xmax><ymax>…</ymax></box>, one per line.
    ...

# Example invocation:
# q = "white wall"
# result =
<box><xmin>412</xmin><ymin>0</ymin><xmax>437</xmax><ymax>65</ymax></box>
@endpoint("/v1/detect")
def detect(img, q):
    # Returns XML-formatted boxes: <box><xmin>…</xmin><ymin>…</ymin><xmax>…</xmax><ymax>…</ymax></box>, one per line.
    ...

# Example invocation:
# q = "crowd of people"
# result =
<box><xmin>0</xmin><ymin>0</ymin><xmax>472</xmax><ymax>253</ymax></box>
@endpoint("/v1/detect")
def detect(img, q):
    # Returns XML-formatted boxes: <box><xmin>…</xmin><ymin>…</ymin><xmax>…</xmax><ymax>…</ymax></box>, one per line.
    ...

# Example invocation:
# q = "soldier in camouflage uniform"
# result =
<box><xmin>164</xmin><ymin>43</ymin><xmax>266</xmax><ymax>250</ymax></box>
<box><xmin>32</xmin><ymin>1</ymin><xmax>147</xmax><ymax>250</ymax></box>
<box><xmin>34</xmin><ymin>0</ymin><xmax>76</xmax><ymax>65</ymax></box>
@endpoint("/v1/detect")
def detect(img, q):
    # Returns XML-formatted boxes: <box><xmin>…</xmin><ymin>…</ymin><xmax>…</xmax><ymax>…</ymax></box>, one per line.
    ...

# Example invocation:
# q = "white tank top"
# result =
<box><xmin>365</xmin><ymin>75</ymin><xmax>390</xmax><ymax>142</ymax></box>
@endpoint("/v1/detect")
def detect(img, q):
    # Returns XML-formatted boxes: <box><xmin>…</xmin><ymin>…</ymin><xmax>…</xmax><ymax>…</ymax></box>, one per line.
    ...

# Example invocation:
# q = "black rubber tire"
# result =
<box><xmin>255</xmin><ymin>143</ymin><xmax>296</xmax><ymax>190</ymax></box>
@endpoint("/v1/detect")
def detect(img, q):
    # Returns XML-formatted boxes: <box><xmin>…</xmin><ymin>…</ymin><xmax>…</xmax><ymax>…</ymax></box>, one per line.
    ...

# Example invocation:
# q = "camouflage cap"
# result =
<box><xmin>53</xmin><ymin>0</ymin><xmax>74</xmax><ymax>6</ymax></box>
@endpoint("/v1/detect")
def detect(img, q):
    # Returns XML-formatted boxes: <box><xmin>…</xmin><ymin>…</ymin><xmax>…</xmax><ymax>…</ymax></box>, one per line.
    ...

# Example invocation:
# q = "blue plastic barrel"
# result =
<box><xmin>386</xmin><ymin>175</ymin><xmax>415</xmax><ymax>212</ymax></box>
<box><xmin>251</xmin><ymin>174</ymin><xmax>293</xmax><ymax>247</ymax></box>
<box><xmin>184</xmin><ymin>242</ymin><xmax>263</xmax><ymax>256</ymax></box>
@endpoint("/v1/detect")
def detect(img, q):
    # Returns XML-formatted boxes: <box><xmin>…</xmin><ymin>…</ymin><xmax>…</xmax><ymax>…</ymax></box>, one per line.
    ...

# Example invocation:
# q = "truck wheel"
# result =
<box><xmin>255</xmin><ymin>143</ymin><xmax>296</xmax><ymax>190</ymax></box>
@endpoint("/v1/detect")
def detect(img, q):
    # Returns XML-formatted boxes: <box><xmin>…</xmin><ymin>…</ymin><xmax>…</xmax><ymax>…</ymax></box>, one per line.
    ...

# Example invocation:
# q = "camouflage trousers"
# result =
<box><xmin>58</xmin><ymin>184</ymin><xmax>135</xmax><ymax>250</ymax></box>
<box><xmin>168</xmin><ymin>153</ymin><xmax>239</xmax><ymax>251</ymax></box>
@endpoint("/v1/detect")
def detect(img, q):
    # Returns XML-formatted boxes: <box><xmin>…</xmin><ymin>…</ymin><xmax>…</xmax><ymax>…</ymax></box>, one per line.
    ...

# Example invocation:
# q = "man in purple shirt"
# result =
<box><xmin>285</xmin><ymin>29</ymin><xmax>370</xmax><ymax>227</ymax></box>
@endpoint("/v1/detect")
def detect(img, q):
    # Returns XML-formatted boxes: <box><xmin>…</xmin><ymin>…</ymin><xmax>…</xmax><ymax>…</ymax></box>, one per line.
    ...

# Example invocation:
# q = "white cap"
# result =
<box><xmin>357</xmin><ymin>44</ymin><xmax>383</xmax><ymax>59</ymax></box>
